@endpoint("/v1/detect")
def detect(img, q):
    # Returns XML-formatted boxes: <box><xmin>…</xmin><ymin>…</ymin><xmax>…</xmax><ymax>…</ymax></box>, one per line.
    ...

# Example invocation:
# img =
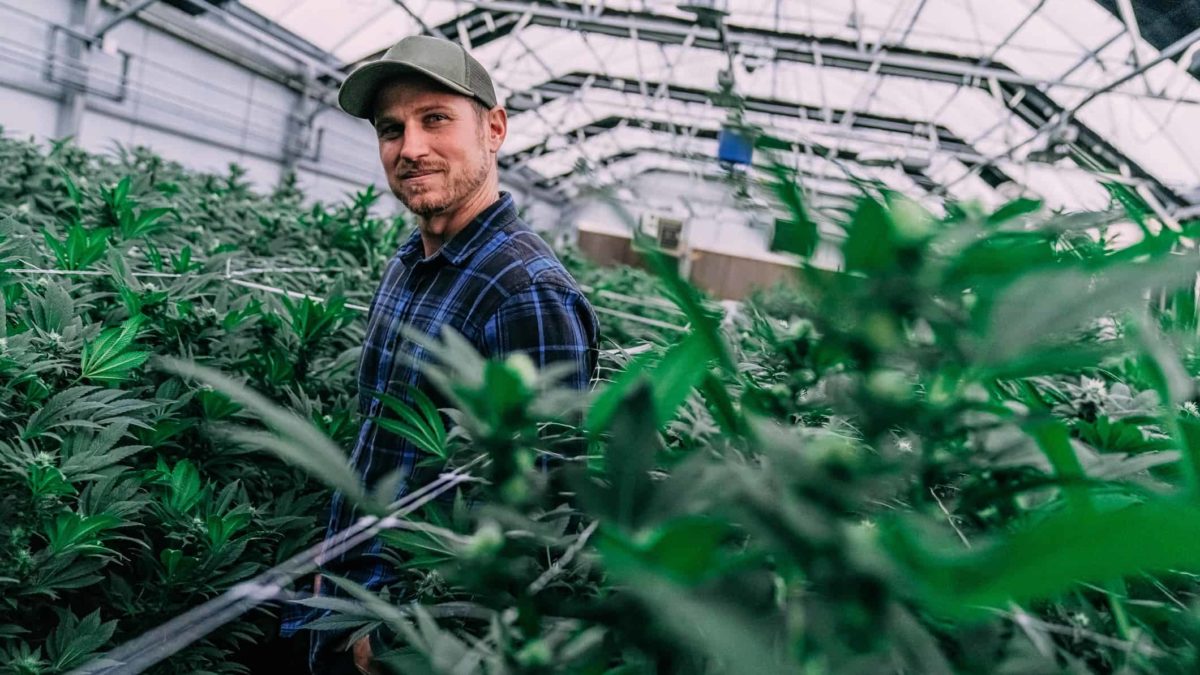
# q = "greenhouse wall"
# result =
<box><xmin>572</xmin><ymin>174</ymin><xmax>805</xmax><ymax>299</ymax></box>
<box><xmin>575</xmin><ymin>223</ymin><xmax>800</xmax><ymax>300</ymax></box>
<box><xmin>0</xmin><ymin>0</ymin><xmax>388</xmax><ymax>208</ymax></box>
<box><xmin>568</xmin><ymin>171</ymin><xmax>850</xmax><ymax>298</ymax></box>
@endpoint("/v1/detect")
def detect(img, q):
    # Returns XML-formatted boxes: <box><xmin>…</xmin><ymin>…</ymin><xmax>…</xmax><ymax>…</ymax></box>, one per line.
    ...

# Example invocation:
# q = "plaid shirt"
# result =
<box><xmin>281</xmin><ymin>193</ymin><xmax>598</xmax><ymax>658</ymax></box>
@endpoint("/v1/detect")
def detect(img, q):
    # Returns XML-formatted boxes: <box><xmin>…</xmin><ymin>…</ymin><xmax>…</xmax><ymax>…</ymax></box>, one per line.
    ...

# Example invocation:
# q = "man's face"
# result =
<box><xmin>372</xmin><ymin>77</ymin><xmax>502</xmax><ymax>220</ymax></box>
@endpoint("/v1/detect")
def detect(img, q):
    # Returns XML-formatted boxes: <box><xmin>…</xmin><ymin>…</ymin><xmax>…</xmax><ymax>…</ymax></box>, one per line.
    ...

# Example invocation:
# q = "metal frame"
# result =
<box><xmin>411</xmin><ymin>0</ymin><xmax>1192</xmax><ymax>208</ymax></box>
<box><xmin>500</xmin><ymin>115</ymin><xmax>940</xmax><ymax>194</ymax></box>
<box><xmin>941</xmin><ymin>22</ymin><xmax>1200</xmax><ymax>208</ymax></box>
<box><xmin>72</xmin><ymin>0</ymin><xmax>1199</xmax><ymax>213</ymax></box>
<box><xmin>503</xmin><ymin>71</ymin><xmax>1015</xmax><ymax>188</ymax></box>
<box><xmin>420</xmin><ymin>0</ymin><xmax>1197</xmax><ymax>102</ymax></box>
<box><xmin>555</xmin><ymin>154</ymin><xmax>867</xmax><ymax>215</ymax></box>
<box><xmin>537</xmin><ymin>146</ymin><xmax>871</xmax><ymax>199</ymax></box>
<box><xmin>45</xmin><ymin>22</ymin><xmax>133</xmax><ymax>102</ymax></box>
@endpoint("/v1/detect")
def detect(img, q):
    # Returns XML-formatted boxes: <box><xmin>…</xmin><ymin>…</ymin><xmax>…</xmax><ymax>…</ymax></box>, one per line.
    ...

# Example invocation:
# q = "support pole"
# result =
<box><xmin>54</xmin><ymin>0</ymin><xmax>101</xmax><ymax>140</ymax></box>
<box><xmin>282</xmin><ymin>64</ymin><xmax>321</xmax><ymax>176</ymax></box>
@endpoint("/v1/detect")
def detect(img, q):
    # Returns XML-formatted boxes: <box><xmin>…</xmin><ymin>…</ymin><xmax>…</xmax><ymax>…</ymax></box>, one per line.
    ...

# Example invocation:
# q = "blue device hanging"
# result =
<box><xmin>717</xmin><ymin>124</ymin><xmax>753</xmax><ymax>166</ymax></box>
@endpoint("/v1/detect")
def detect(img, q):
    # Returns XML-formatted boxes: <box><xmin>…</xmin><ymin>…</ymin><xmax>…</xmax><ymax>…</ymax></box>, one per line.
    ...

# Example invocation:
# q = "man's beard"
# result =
<box><xmin>396</xmin><ymin>148</ymin><xmax>491</xmax><ymax>218</ymax></box>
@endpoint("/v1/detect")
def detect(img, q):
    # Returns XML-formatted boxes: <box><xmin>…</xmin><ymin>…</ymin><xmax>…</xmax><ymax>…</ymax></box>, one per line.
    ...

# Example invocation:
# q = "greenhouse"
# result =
<box><xmin>2</xmin><ymin>0</ymin><xmax>1200</xmax><ymax>672</ymax></box>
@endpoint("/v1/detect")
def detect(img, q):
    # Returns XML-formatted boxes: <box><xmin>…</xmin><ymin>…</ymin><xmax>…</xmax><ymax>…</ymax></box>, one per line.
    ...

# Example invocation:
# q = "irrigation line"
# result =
<box><xmin>591</xmin><ymin>304</ymin><xmax>687</xmax><ymax>332</ymax></box>
<box><xmin>986</xmin><ymin>606</ymin><xmax>1163</xmax><ymax>657</ymax></box>
<box><xmin>8</xmin><ymin>266</ymin><xmax>330</xmax><ymax>278</ymax></box>
<box><xmin>577</xmin><ymin>283</ymin><xmax>686</xmax><ymax>315</ymax></box>
<box><xmin>9</xmin><ymin>267</ymin><xmax>182</xmax><ymax>279</ymax></box>
<box><xmin>10</xmin><ymin>266</ymin><xmax>691</xmax><ymax>333</ymax></box>
<box><xmin>11</xmin><ymin>266</ymin><xmax>678</xmax><ymax>360</ymax></box>
<box><xmin>226</xmin><ymin>266</ymin><xmax>329</xmax><ymax>277</ymax></box>
<box><xmin>225</xmin><ymin>277</ymin><xmax>371</xmax><ymax>312</ymax></box>
<box><xmin>8</xmin><ymin>265</ymin><xmax>372</xmax><ymax>312</ymax></box>
<box><xmin>9</xmin><ymin>260</ymin><xmax>698</xmax><ymax>321</ymax></box>
<box><xmin>70</xmin><ymin>455</ymin><xmax>489</xmax><ymax>675</ymax></box>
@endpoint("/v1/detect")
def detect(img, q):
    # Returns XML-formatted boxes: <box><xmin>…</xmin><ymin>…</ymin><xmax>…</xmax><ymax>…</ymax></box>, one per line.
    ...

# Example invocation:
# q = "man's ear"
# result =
<box><xmin>487</xmin><ymin>107</ymin><xmax>507</xmax><ymax>152</ymax></box>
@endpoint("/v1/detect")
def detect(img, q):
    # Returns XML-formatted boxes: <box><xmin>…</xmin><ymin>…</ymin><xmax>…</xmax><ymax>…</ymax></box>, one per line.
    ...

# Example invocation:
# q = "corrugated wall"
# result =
<box><xmin>0</xmin><ymin>0</ymin><xmax>387</xmax><ymax>207</ymax></box>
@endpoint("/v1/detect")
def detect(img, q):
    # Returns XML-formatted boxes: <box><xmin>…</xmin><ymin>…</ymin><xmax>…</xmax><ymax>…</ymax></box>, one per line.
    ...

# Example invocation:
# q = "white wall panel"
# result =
<box><xmin>0</xmin><ymin>87</ymin><xmax>60</xmax><ymax>140</ymax></box>
<box><xmin>0</xmin><ymin>0</ymin><xmax>392</xmax><ymax>210</ymax></box>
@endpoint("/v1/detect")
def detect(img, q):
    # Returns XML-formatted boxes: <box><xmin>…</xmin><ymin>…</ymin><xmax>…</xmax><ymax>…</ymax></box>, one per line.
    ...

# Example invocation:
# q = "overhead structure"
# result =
<box><xmin>227</xmin><ymin>0</ymin><xmax>1198</xmax><ymax>217</ymax></box>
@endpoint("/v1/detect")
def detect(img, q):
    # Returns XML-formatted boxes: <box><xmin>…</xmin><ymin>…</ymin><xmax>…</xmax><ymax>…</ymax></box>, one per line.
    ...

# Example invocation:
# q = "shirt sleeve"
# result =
<box><xmin>480</xmin><ymin>281</ymin><xmax>598</xmax><ymax>390</ymax></box>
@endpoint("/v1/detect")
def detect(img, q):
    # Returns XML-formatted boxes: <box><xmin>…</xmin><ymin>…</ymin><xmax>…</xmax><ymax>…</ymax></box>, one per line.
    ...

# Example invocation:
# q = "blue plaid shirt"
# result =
<box><xmin>281</xmin><ymin>192</ymin><xmax>597</xmax><ymax>657</ymax></box>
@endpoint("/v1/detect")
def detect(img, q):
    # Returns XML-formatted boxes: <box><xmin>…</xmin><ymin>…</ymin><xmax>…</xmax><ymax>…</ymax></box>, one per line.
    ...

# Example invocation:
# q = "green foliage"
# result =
<box><xmin>98</xmin><ymin>176</ymin><xmax>174</xmax><ymax>240</ymax></box>
<box><xmin>371</xmin><ymin>388</ymin><xmax>449</xmax><ymax>460</ymax></box>
<box><xmin>12</xmin><ymin>127</ymin><xmax>1200</xmax><ymax>675</ymax></box>
<box><xmin>221</xmin><ymin>176</ymin><xmax>1200</xmax><ymax>674</ymax></box>
<box><xmin>79</xmin><ymin>315</ymin><xmax>149</xmax><ymax>384</ymax></box>
<box><xmin>43</xmin><ymin>222</ymin><xmax>110</xmax><ymax>271</ymax></box>
<box><xmin>0</xmin><ymin>132</ymin><xmax>407</xmax><ymax>673</ymax></box>
<box><xmin>559</xmin><ymin>246</ymin><xmax>689</xmax><ymax>344</ymax></box>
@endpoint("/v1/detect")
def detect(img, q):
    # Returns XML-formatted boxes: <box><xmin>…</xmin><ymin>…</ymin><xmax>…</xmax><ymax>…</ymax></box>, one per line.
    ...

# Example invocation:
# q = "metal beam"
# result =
<box><xmin>181</xmin><ymin>0</ymin><xmax>346</xmax><ymax>82</ymax></box>
<box><xmin>536</xmin><ymin>146</ymin><xmax>872</xmax><ymax>197</ymax></box>
<box><xmin>1092</xmin><ymin>0</ymin><xmax>1200</xmax><ymax>62</ymax></box>
<box><xmin>504</xmin><ymin>72</ymin><xmax>1014</xmax><ymax>188</ymax></box>
<box><xmin>421</xmin><ymin>1</ymin><xmax>1190</xmax><ymax>207</ymax></box>
<box><xmin>556</xmin><ymin>157</ymin><xmax>878</xmax><ymax>211</ymax></box>
<box><xmin>93</xmin><ymin>0</ymin><xmax>159</xmax><ymax>40</ymax></box>
<box><xmin>559</xmin><ymin>157</ymin><xmax>862</xmax><ymax>206</ymax></box>
<box><xmin>943</xmin><ymin>25</ymin><xmax>1200</xmax><ymax>206</ymax></box>
<box><xmin>422</xmin><ymin>0</ymin><xmax>1196</xmax><ymax>99</ymax></box>
<box><xmin>222</xmin><ymin>1</ymin><xmax>343</xmax><ymax>67</ymax></box>
<box><xmin>1065</xmin><ymin>24</ymin><xmax>1200</xmax><ymax>117</ymax></box>
<box><xmin>500</xmin><ymin>115</ymin><xmax>940</xmax><ymax>194</ymax></box>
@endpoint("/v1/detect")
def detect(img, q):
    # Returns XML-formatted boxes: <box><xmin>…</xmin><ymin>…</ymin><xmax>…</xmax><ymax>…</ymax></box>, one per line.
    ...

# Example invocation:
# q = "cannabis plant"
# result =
<box><xmin>0</xmin><ymin>130</ymin><xmax>405</xmax><ymax>674</ymax></box>
<box><xmin>171</xmin><ymin>165</ymin><xmax>1200</xmax><ymax>675</ymax></box>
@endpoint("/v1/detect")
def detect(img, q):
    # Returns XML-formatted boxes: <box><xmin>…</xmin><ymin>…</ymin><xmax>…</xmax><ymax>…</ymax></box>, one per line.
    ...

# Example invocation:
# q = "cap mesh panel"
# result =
<box><xmin>467</xmin><ymin>60</ymin><xmax>497</xmax><ymax>108</ymax></box>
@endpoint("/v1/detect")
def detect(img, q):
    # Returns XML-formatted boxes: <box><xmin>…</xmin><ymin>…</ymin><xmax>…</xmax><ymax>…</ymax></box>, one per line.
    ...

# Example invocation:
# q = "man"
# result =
<box><xmin>280</xmin><ymin>36</ymin><xmax>598</xmax><ymax>674</ymax></box>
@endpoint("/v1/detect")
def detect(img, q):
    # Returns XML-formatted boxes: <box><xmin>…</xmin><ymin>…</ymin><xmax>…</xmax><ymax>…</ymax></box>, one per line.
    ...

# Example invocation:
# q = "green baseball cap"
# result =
<box><xmin>338</xmin><ymin>35</ymin><xmax>498</xmax><ymax>119</ymax></box>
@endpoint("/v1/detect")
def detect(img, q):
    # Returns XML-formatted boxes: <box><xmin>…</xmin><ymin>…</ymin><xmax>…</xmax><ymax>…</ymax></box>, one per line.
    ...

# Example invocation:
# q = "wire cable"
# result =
<box><xmin>8</xmin><ymin>264</ymin><xmax>688</xmax><ymax>337</ymax></box>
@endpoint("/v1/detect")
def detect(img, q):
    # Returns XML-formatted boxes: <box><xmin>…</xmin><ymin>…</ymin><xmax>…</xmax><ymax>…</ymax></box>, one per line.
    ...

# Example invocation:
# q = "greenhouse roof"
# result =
<box><xmin>238</xmin><ymin>0</ymin><xmax>1200</xmax><ymax>217</ymax></box>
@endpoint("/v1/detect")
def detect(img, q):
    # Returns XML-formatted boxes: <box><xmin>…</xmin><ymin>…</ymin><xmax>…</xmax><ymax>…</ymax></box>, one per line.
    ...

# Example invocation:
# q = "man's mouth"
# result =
<box><xmin>401</xmin><ymin>169</ymin><xmax>440</xmax><ymax>182</ymax></box>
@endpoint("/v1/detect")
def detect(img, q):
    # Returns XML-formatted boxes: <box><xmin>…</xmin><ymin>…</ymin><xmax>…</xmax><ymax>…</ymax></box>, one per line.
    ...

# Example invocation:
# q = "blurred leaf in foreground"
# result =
<box><xmin>158</xmin><ymin>356</ymin><xmax>375</xmax><ymax>512</ymax></box>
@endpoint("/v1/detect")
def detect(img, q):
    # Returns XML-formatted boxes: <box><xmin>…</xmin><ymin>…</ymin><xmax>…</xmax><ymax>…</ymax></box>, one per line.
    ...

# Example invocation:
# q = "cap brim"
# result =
<box><xmin>338</xmin><ymin>61</ymin><xmax>478</xmax><ymax>119</ymax></box>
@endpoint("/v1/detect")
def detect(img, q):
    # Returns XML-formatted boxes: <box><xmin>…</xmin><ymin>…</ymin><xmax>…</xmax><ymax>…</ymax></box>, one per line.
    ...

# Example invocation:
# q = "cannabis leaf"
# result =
<box><xmin>80</xmin><ymin>315</ymin><xmax>150</xmax><ymax>383</ymax></box>
<box><xmin>45</xmin><ymin>512</ymin><xmax>121</xmax><ymax>558</ymax></box>
<box><xmin>45</xmin><ymin>609</ymin><xmax>117</xmax><ymax>671</ymax></box>
<box><xmin>370</xmin><ymin>387</ymin><xmax>448</xmax><ymax>459</ymax></box>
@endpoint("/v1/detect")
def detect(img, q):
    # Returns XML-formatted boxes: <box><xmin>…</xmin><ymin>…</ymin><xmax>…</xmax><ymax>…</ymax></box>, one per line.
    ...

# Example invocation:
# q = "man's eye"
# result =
<box><xmin>426</xmin><ymin>114</ymin><xmax>448</xmax><ymax>123</ymax></box>
<box><xmin>379</xmin><ymin>125</ymin><xmax>401</xmax><ymax>138</ymax></box>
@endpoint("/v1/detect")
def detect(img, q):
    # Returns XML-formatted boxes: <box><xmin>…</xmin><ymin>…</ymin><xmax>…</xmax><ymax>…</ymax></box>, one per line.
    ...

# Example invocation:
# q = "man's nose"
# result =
<box><xmin>399</xmin><ymin>126</ymin><xmax>431</xmax><ymax>163</ymax></box>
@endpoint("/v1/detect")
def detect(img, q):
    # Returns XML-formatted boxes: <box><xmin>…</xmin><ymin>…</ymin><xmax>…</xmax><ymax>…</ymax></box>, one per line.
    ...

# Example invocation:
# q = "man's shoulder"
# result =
<box><xmin>470</xmin><ymin>220</ymin><xmax>582</xmax><ymax>297</ymax></box>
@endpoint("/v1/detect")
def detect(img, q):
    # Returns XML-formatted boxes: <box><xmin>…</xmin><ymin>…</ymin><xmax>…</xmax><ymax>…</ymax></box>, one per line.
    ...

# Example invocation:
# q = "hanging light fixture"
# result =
<box><xmin>677</xmin><ymin>0</ymin><xmax>755</xmax><ymax>170</ymax></box>
<box><xmin>717</xmin><ymin>118</ymin><xmax>754</xmax><ymax>168</ymax></box>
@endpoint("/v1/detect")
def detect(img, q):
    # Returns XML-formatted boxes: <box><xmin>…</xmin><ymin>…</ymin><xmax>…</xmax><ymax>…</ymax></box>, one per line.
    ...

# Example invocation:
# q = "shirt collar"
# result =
<box><xmin>396</xmin><ymin>192</ymin><xmax>517</xmax><ymax>268</ymax></box>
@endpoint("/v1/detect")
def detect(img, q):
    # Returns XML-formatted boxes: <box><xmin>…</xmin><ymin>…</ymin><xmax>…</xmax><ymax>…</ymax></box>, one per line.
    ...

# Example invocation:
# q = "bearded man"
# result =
<box><xmin>280</xmin><ymin>35</ymin><xmax>598</xmax><ymax>674</ymax></box>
